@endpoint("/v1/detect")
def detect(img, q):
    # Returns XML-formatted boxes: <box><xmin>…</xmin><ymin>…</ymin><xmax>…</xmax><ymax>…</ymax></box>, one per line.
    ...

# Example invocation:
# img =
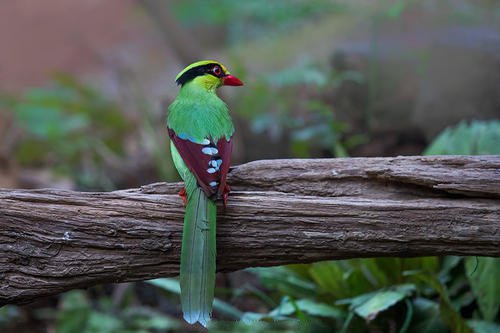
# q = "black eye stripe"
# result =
<box><xmin>176</xmin><ymin>63</ymin><xmax>224</xmax><ymax>85</ymax></box>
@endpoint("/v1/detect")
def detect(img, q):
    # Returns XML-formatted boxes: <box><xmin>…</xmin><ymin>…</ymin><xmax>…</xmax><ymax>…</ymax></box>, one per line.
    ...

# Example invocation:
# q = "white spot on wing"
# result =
<box><xmin>202</xmin><ymin>147</ymin><xmax>218</xmax><ymax>155</ymax></box>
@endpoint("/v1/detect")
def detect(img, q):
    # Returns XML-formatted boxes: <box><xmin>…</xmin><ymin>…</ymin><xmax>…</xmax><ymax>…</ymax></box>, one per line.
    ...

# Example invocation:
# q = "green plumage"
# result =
<box><xmin>180</xmin><ymin>186</ymin><xmax>216</xmax><ymax>326</ymax></box>
<box><xmin>168</xmin><ymin>79</ymin><xmax>234</xmax><ymax>143</ymax></box>
<box><xmin>167</xmin><ymin>62</ymin><xmax>236</xmax><ymax>327</ymax></box>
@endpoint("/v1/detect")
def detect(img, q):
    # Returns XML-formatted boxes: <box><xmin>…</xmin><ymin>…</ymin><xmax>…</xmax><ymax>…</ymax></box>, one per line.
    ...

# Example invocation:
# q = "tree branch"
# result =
<box><xmin>1</xmin><ymin>156</ymin><xmax>499</xmax><ymax>305</ymax></box>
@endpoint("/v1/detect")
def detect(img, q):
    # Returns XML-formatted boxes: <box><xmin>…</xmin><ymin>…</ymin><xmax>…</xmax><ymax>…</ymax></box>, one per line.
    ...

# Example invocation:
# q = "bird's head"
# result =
<box><xmin>175</xmin><ymin>60</ymin><xmax>243</xmax><ymax>91</ymax></box>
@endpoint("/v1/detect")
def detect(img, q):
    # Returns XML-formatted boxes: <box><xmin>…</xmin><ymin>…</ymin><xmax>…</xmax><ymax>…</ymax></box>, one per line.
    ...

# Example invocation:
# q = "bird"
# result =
<box><xmin>166</xmin><ymin>60</ymin><xmax>243</xmax><ymax>326</ymax></box>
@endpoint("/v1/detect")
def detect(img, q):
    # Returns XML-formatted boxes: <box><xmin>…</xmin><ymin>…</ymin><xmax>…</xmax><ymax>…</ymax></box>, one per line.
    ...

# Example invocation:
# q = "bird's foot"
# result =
<box><xmin>178</xmin><ymin>187</ymin><xmax>187</xmax><ymax>206</ymax></box>
<box><xmin>222</xmin><ymin>184</ymin><xmax>231</xmax><ymax>207</ymax></box>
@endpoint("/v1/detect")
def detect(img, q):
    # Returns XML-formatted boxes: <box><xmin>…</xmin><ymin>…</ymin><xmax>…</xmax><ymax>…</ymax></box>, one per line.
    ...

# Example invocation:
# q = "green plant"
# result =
<box><xmin>54</xmin><ymin>290</ymin><xmax>179</xmax><ymax>333</ymax></box>
<box><xmin>224</xmin><ymin>120</ymin><xmax>500</xmax><ymax>332</ymax></box>
<box><xmin>235</xmin><ymin>61</ymin><xmax>365</xmax><ymax>158</ymax></box>
<box><xmin>229</xmin><ymin>256</ymin><xmax>497</xmax><ymax>332</ymax></box>
<box><xmin>0</xmin><ymin>74</ymin><xmax>132</xmax><ymax>190</ymax></box>
<box><xmin>0</xmin><ymin>305</ymin><xmax>21</xmax><ymax>328</ymax></box>
<box><xmin>424</xmin><ymin>120</ymin><xmax>500</xmax><ymax>155</ymax></box>
<box><xmin>171</xmin><ymin>0</ymin><xmax>347</xmax><ymax>44</ymax></box>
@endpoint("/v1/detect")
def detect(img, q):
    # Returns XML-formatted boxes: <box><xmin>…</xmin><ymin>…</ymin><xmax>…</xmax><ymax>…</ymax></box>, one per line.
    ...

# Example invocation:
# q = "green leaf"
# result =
<box><xmin>269</xmin><ymin>298</ymin><xmax>344</xmax><ymax>319</ymax></box>
<box><xmin>362</xmin><ymin>285</ymin><xmax>414</xmax><ymax>321</ymax></box>
<box><xmin>405</xmin><ymin>271</ymin><xmax>473</xmax><ymax>333</ymax></box>
<box><xmin>439</xmin><ymin>256</ymin><xmax>463</xmax><ymax>282</ymax></box>
<box><xmin>56</xmin><ymin>291</ymin><xmax>91</xmax><ymax>333</ymax></box>
<box><xmin>122</xmin><ymin>306</ymin><xmax>180</xmax><ymax>331</ymax></box>
<box><xmin>251</xmin><ymin>266</ymin><xmax>317</xmax><ymax>298</ymax></box>
<box><xmin>147</xmin><ymin>277</ymin><xmax>180</xmax><ymax>293</ymax></box>
<box><xmin>211</xmin><ymin>317</ymin><xmax>297</xmax><ymax>332</ymax></box>
<box><xmin>467</xmin><ymin>320</ymin><xmax>500</xmax><ymax>333</ymax></box>
<box><xmin>309</xmin><ymin>261</ymin><xmax>349</xmax><ymax>297</ymax></box>
<box><xmin>86</xmin><ymin>311</ymin><xmax>123</xmax><ymax>333</ymax></box>
<box><xmin>337</xmin><ymin>284</ymin><xmax>415</xmax><ymax>321</ymax></box>
<box><xmin>266</xmin><ymin>62</ymin><xmax>328</xmax><ymax>87</ymax></box>
<box><xmin>240</xmin><ymin>312</ymin><xmax>267</xmax><ymax>323</ymax></box>
<box><xmin>0</xmin><ymin>305</ymin><xmax>20</xmax><ymax>327</ymax></box>
<box><xmin>465</xmin><ymin>257</ymin><xmax>500</xmax><ymax>321</ymax></box>
<box><xmin>424</xmin><ymin>120</ymin><xmax>500</xmax><ymax>155</ymax></box>
<box><xmin>354</xmin><ymin>290</ymin><xmax>405</xmax><ymax>320</ymax></box>
<box><xmin>410</xmin><ymin>298</ymin><xmax>447</xmax><ymax>333</ymax></box>
<box><xmin>356</xmin><ymin>258</ymin><xmax>391</xmax><ymax>287</ymax></box>
<box><xmin>213</xmin><ymin>297</ymin><xmax>245</xmax><ymax>320</ymax></box>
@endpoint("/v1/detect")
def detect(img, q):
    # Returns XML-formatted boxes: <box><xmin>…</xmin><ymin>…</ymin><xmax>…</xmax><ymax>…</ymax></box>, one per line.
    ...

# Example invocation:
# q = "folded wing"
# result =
<box><xmin>168</xmin><ymin>128</ymin><xmax>232</xmax><ymax>200</ymax></box>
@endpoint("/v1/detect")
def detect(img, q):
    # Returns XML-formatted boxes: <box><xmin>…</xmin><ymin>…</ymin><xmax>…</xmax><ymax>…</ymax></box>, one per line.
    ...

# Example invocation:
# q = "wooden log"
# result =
<box><xmin>0</xmin><ymin>155</ymin><xmax>499</xmax><ymax>305</ymax></box>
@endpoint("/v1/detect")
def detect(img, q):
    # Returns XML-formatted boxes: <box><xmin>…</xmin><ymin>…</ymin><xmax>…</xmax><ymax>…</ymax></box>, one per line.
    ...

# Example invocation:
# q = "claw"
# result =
<box><xmin>222</xmin><ymin>184</ymin><xmax>231</xmax><ymax>207</ymax></box>
<box><xmin>179</xmin><ymin>187</ymin><xmax>187</xmax><ymax>206</ymax></box>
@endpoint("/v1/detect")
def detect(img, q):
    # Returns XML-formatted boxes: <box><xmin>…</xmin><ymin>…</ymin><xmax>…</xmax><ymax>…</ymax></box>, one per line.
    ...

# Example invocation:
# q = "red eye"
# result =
<box><xmin>212</xmin><ymin>66</ymin><xmax>222</xmax><ymax>76</ymax></box>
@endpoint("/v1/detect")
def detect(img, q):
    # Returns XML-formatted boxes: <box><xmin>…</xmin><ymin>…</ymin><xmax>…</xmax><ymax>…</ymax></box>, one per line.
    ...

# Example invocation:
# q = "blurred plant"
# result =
<box><xmin>224</xmin><ymin>256</ymin><xmax>497</xmax><ymax>333</ymax></box>
<box><xmin>0</xmin><ymin>305</ymin><xmax>21</xmax><ymax>329</ymax></box>
<box><xmin>171</xmin><ymin>0</ymin><xmax>347</xmax><ymax>44</ymax></box>
<box><xmin>424</xmin><ymin>120</ymin><xmax>500</xmax><ymax>155</ymax></box>
<box><xmin>235</xmin><ymin>61</ymin><xmax>365</xmax><ymax>158</ymax></box>
<box><xmin>52</xmin><ymin>289</ymin><xmax>179</xmax><ymax>333</ymax></box>
<box><xmin>0</xmin><ymin>74</ymin><xmax>131</xmax><ymax>190</ymax></box>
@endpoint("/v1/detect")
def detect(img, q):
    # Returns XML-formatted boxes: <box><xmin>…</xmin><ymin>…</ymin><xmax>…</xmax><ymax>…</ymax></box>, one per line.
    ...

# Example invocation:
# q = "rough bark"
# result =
<box><xmin>1</xmin><ymin>155</ymin><xmax>499</xmax><ymax>305</ymax></box>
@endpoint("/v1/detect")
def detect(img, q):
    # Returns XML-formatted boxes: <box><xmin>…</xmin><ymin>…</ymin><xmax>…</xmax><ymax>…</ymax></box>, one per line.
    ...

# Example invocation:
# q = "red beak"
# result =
<box><xmin>223</xmin><ymin>75</ymin><xmax>243</xmax><ymax>86</ymax></box>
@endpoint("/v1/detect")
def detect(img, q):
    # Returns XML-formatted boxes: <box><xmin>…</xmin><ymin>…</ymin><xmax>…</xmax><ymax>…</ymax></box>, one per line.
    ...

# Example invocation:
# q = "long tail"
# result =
<box><xmin>180</xmin><ymin>187</ymin><xmax>217</xmax><ymax>327</ymax></box>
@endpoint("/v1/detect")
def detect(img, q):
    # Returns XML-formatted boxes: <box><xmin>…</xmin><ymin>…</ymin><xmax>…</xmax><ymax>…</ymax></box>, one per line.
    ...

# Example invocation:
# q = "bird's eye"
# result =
<box><xmin>212</xmin><ymin>66</ymin><xmax>222</xmax><ymax>76</ymax></box>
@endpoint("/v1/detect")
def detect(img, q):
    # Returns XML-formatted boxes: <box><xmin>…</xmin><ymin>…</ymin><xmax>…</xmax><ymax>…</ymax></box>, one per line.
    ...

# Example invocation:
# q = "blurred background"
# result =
<box><xmin>0</xmin><ymin>0</ymin><xmax>499</xmax><ymax>332</ymax></box>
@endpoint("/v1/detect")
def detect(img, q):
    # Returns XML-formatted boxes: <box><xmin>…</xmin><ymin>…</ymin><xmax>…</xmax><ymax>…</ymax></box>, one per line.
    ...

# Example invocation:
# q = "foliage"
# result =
<box><xmin>465</xmin><ymin>257</ymin><xmax>500</xmax><ymax>322</ymax></box>
<box><xmin>0</xmin><ymin>306</ymin><xmax>21</xmax><ymax>329</ymax></box>
<box><xmin>234</xmin><ymin>61</ymin><xmax>365</xmax><ymax>158</ymax></box>
<box><xmin>241</xmin><ymin>259</ymin><xmax>437</xmax><ymax>332</ymax></box>
<box><xmin>223</xmin><ymin>256</ymin><xmax>498</xmax><ymax>332</ymax></box>
<box><xmin>424</xmin><ymin>120</ymin><xmax>500</xmax><ymax>155</ymax></box>
<box><xmin>53</xmin><ymin>289</ymin><xmax>179</xmax><ymax>333</ymax></box>
<box><xmin>171</xmin><ymin>0</ymin><xmax>347</xmax><ymax>44</ymax></box>
<box><xmin>0</xmin><ymin>74</ymin><xmax>131</xmax><ymax>190</ymax></box>
<box><xmin>216</xmin><ymin>120</ymin><xmax>500</xmax><ymax>332</ymax></box>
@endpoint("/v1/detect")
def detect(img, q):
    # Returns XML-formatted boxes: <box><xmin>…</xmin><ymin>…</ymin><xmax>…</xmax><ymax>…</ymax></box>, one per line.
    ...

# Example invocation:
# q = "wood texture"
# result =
<box><xmin>1</xmin><ymin>155</ymin><xmax>499</xmax><ymax>305</ymax></box>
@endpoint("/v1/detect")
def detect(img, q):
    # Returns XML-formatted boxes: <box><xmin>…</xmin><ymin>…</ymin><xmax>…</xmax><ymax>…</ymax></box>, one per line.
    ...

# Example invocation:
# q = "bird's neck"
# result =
<box><xmin>168</xmin><ymin>81</ymin><xmax>234</xmax><ymax>141</ymax></box>
<box><xmin>176</xmin><ymin>82</ymin><xmax>223</xmax><ymax>108</ymax></box>
<box><xmin>180</xmin><ymin>76</ymin><xmax>220</xmax><ymax>96</ymax></box>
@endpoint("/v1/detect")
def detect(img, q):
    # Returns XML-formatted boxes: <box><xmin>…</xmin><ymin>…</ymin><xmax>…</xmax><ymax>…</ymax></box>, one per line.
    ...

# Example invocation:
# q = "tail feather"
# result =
<box><xmin>180</xmin><ymin>188</ymin><xmax>216</xmax><ymax>327</ymax></box>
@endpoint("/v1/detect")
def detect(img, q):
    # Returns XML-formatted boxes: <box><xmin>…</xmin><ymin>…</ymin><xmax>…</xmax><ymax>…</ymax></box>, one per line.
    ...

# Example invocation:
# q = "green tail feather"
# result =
<box><xmin>180</xmin><ymin>187</ymin><xmax>217</xmax><ymax>327</ymax></box>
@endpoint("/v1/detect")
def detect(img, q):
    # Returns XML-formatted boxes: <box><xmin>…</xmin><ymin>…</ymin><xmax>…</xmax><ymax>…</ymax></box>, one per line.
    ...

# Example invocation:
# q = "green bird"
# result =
<box><xmin>166</xmin><ymin>60</ymin><xmax>243</xmax><ymax>326</ymax></box>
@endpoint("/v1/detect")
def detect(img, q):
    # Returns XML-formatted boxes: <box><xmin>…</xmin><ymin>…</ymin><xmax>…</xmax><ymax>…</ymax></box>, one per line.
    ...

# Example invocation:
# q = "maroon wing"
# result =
<box><xmin>168</xmin><ymin>128</ymin><xmax>232</xmax><ymax>200</ymax></box>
